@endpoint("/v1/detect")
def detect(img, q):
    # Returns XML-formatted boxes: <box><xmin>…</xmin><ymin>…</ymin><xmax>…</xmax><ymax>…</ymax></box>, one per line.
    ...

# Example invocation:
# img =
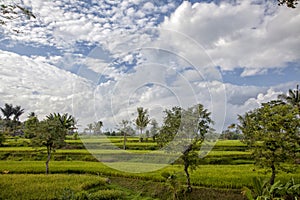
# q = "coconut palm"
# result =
<box><xmin>13</xmin><ymin>105</ymin><xmax>24</xmax><ymax>122</ymax></box>
<box><xmin>278</xmin><ymin>84</ymin><xmax>300</xmax><ymax>111</ymax></box>
<box><xmin>0</xmin><ymin>103</ymin><xmax>14</xmax><ymax>120</ymax></box>
<box><xmin>135</xmin><ymin>107</ymin><xmax>150</xmax><ymax>140</ymax></box>
<box><xmin>46</xmin><ymin>113</ymin><xmax>75</xmax><ymax>130</ymax></box>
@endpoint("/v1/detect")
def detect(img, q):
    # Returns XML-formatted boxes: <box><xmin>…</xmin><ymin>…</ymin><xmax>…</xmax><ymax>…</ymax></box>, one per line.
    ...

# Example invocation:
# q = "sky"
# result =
<box><xmin>0</xmin><ymin>0</ymin><xmax>299</xmax><ymax>133</ymax></box>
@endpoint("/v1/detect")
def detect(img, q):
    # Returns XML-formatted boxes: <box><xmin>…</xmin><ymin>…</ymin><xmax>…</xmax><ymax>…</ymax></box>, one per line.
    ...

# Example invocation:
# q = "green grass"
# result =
<box><xmin>0</xmin><ymin>161</ymin><xmax>299</xmax><ymax>189</ymax></box>
<box><xmin>0</xmin><ymin>174</ymin><xmax>112</xmax><ymax>200</ymax></box>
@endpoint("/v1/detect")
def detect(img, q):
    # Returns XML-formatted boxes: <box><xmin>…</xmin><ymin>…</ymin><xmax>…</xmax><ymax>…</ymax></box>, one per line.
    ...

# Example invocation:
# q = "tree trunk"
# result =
<box><xmin>123</xmin><ymin>131</ymin><xmax>126</xmax><ymax>150</ymax></box>
<box><xmin>184</xmin><ymin>162</ymin><xmax>192</xmax><ymax>192</ymax></box>
<box><xmin>270</xmin><ymin>163</ymin><xmax>276</xmax><ymax>185</ymax></box>
<box><xmin>45</xmin><ymin>146</ymin><xmax>51</xmax><ymax>174</ymax></box>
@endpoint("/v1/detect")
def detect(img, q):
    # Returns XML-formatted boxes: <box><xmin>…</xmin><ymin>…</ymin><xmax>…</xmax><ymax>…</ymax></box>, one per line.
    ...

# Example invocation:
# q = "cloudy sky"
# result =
<box><xmin>0</xmin><ymin>0</ymin><xmax>299</xmax><ymax>132</ymax></box>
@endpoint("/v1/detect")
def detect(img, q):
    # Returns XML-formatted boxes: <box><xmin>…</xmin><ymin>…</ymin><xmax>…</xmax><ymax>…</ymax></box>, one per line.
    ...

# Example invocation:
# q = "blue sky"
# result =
<box><xmin>0</xmin><ymin>0</ymin><xmax>299</xmax><ymax>132</ymax></box>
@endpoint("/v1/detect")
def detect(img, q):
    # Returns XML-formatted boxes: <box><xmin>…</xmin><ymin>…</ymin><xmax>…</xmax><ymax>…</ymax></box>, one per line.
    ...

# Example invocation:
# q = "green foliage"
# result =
<box><xmin>135</xmin><ymin>107</ymin><xmax>150</xmax><ymax>137</ymax></box>
<box><xmin>278</xmin><ymin>0</ymin><xmax>299</xmax><ymax>8</ymax></box>
<box><xmin>0</xmin><ymin>2</ymin><xmax>35</xmax><ymax>30</ymax></box>
<box><xmin>242</xmin><ymin>177</ymin><xmax>300</xmax><ymax>200</ymax></box>
<box><xmin>157</xmin><ymin>104</ymin><xmax>214</xmax><ymax>192</ymax></box>
<box><xmin>238</xmin><ymin>100</ymin><xmax>300</xmax><ymax>185</ymax></box>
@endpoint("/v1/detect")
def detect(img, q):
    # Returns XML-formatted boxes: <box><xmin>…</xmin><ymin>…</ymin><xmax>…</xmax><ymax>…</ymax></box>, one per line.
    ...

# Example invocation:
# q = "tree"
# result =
<box><xmin>117</xmin><ymin>120</ymin><xmax>133</xmax><ymax>150</ymax></box>
<box><xmin>238</xmin><ymin>100</ymin><xmax>300</xmax><ymax>185</ymax></box>
<box><xmin>149</xmin><ymin>119</ymin><xmax>159</xmax><ymax>142</ymax></box>
<box><xmin>278</xmin><ymin>84</ymin><xmax>300</xmax><ymax>111</ymax></box>
<box><xmin>135</xmin><ymin>107</ymin><xmax>150</xmax><ymax>141</ymax></box>
<box><xmin>0</xmin><ymin>2</ymin><xmax>35</xmax><ymax>31</ymax></box>
<box><xmin>158</xmin><ymin>104</ymin><xmax>213</xmax><ymax>192</ymax></box>
<box><xmin>93</xmin><ymin>121</ymin><xmax>103</xmax><ymax>135</ymax></box>
<box><xmin>0</xmin><ymin>103</ymin><xmax>14</xmax><ymax>120</ymax></box>
<box><xmin>29</xmin><ymin>117</ymin><xmax>68</xmax><ymax>174</ymax></box>
<box><xmin>12</xmin><ymin>105</ymin><xmax>24</xmax><ymax>122</ymax></box>
<box><xmin>278</xmin><ymin>0</ymin><xmax>299</xmax><ymax>8</ymax></box>
<box><xmin>24</xmin><ymin>113</ymin><xmax>39</xmax><ymax>139</ymax></box>
<box><xmin>156</xmin><ymin>106</ymin><xmax>182</xmax><ymax>148</ymax></box>
<box><xmin>46</xmin><ymin>113</ymin><xmax>76</xmax><ymax>131</ymax></box>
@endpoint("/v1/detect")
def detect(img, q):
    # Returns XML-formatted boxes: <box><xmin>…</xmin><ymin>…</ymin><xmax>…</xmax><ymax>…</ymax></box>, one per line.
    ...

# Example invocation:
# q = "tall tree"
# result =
<box><xmin>29</xmin><ymin>117</ymin><xmax>68</xmax><ymax>174</ymax></box>
<box><xmin>12</xmin><ymin>105</ymin><xmax>24</xmax><ymax>122</ymax></box>
<box><xmin>238</xmin><ymin>100</ymin><xmax>300</xmax><ymax>185</ymax></box>
<box><xmin>157</xmin><ymin>104</ymin><xmax>213</xmax><ymax>192</ymax></box>
<box><xmin>135</xmin><ymin>107</ymin><xmax>150</xmax><ymax>141</ymax></box>
<box><xmin>117</xmin><ymin>120</ymin><xmax>133</xmax><ymax>150</ymax></box>
<box><xmin>278</xmin><ymin>84</ymin><xmax>300</xmax><ymax>111</ymax></box>
<box><xmin>46</xmin><ymin>113</ymin><xmax>76</xmax><ymax>131</ymax></box>
<box><xmin>0</xmin><ymin>103</ymin><xmax>14</xmax><ymax>120</ymax></box>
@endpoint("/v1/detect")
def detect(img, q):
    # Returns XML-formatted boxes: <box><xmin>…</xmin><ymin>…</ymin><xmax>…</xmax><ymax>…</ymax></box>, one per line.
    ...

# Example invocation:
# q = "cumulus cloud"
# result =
<box><xmin>0</xmin><ymin>0</ymin><xmax>299</xmax><ymax>132</ymax></box>
<box><xmin>160</xmin><ymin>0</ymin><xmax>300</xmax><ymax>76</ymax></box>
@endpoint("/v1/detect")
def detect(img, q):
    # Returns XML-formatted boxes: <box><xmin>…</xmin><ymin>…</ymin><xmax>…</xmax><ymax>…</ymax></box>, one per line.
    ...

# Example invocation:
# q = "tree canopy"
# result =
<box><xmin>238</xmin><ymin>100</ymin><xmax>300</xmax><ymax>185</ymax></box>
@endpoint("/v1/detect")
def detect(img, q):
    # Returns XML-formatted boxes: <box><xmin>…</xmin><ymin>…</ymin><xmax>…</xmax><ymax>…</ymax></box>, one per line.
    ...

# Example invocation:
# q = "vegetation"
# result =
<box><xmin>0</xmin><ymin>85</ymin><xmax>299</xmax><ymax>199</ymax></box>
<box><xmin>278</xmin><ymin>0</ymin><xmax>299</xmax><ymax>8</ymax></box>
<box><xmin>26</xmin><ymin>113</ymin><xmax>76</xmax><ymax>174</ymax></box>
<box><xmin>238</xmin><ymin>100</ymin><xmax>300</xmax><ymax>185</ymax></box>
<box><xmin>135</xmin><ymin>107</ymin><xmax>150</xmax><ymax>141</ymax></box>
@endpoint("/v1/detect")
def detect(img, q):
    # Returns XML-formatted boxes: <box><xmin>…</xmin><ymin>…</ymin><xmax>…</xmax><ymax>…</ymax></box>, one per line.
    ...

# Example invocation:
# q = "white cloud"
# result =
<box><xmin>159</xmin><ymin>0</ymin><xmax>300</xmax><ymax>75</ymax></box>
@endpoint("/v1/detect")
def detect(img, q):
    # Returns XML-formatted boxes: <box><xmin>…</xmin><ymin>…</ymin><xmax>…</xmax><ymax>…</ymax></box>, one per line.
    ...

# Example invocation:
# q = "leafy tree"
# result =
<box><xmin>278</xmin><ymin>84</ymin><xmax>300</xmax><ymax>111</ymax></box>
<box><xmin>278</xmin><ymin>0</ymin><xmax>299</xmax><ymax>8</ymax></box>
<box><xmin>238</xmin><ymin>100</ymin><xmax>300</xmax><ymax>185</ymax></box>
<box><xmin>149</xmin><ymin>119</ymin><xmax>160</xmax><ymax>142</ymax></box>
<box><xmin>24</xmin><ymin>113</ymin><xmax>39</xmax><ymax>139</ymax></box>
<box><xmin>158</xmin><ymin>104</ymin><xmax>213</xmax><ymax>192</ymax></box>
<box><xmin>135</xmin><ymin>107</ymin><xmax>150</xmax><ymax>141</ymax></box>
<box><xmin>29</xmin><ymin>117</ymin><xmax>68</xmax><ymax>174</ymax></box>
<box><xmin>117</xmin><ymin>120</ymin><xmax>133</xmax><ymax>150</ymax></box>
<box><xmin>0</xmin><ymin>2</ymin><xmax>35</xmax><ymax>31</ymax></box>
<box><xmin>156</xmin><ymin>106</ymin><xmax>182</xmax><ymax>148</ymax></box>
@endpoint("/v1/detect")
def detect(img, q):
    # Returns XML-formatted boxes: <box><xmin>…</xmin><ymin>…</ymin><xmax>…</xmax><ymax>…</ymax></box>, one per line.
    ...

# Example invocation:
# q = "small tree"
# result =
<box><xmin>28</xmin><ymin>113</ymin><xmax>74</xmax><ymax>174</ymax></box>
<box><xmin>238</xmin><ymin>100</ymin><xmax>300</xmax><ymax>185</ymax></box>
<box><xmin>135</xmin><ymin>107</ymin><xmax>150</xmax><ymax>141</ymax></box>
<box><xmin>117</xmin><ymin>120</ymin><xmax>132</xmax><ymax>150</ymax></box>
<box><xmin>93</xmin><ymin>121</ymin><xmax>103</xmax><ymax>135</ymax></box>
<box><xmin>149</xmin><ymin>119</ymin><xmax>160</xmax><ymax>142</ymax></box>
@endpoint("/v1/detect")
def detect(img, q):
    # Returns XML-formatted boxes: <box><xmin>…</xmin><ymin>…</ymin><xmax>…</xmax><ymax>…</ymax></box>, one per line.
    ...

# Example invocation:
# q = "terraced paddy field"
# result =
<box><xmin>0</xmin><ymin>137</ymin><xmax>299</xmax><ymax>199</ymax></box>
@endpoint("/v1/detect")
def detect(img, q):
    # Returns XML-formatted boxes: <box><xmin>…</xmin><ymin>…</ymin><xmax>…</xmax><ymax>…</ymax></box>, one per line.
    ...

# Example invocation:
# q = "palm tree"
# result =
<box><xmin>46</xmin><ymin>113</ymin><xmax>76</xmax><ymax>130</ymax></box>
<box><xmin>27</xmin><ymin>112</ymin><xmax>36</xmax><ymax>118</ymax></box>
<box><xmin>0</xmin><ymin>103</ymin><xmax>14</xmax><ymax>120</ymax></box>
<box><xmin>278</xmin><ymin>84</ymin><xmax>300</xmax><ymax>111</ymax></box>
<box><xmin>13</xmin><ymin>105</ymin><xmax>24</xmax><ymax>122</ymax></box>
<box><xmin>135</xmin><ymin>107</ymin><xmax>150</xmax><ymax>141</ymax></box>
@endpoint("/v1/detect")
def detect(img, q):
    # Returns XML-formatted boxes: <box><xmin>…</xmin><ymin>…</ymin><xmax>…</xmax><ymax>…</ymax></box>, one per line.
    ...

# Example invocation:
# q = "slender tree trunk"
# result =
<box><xmin>123</xmin><ymin>131</ymin><xmax>126</xmax><ymax>150</ymax></box>
<box><xmin>46</xmin><ymin>146</ymin><xmax>51</xmax><ymax>174</ymax></box>
<box><xmin>139</xmin><ymin>129</ymin><xmax>143</xmax><ymax>142</ymax></box>
<box><xmin>184</xmin><ymin>162</ymin><xmax>192</xmax><ymax>192</ymax></box>
<box><xmin>270</xmin><ymin>163</ymin><xmax>276</xmax><ymax>185</ymax></box>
